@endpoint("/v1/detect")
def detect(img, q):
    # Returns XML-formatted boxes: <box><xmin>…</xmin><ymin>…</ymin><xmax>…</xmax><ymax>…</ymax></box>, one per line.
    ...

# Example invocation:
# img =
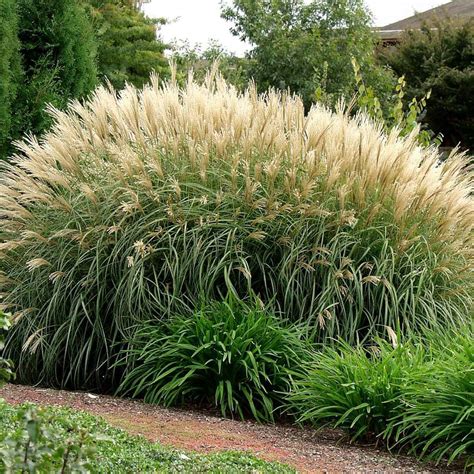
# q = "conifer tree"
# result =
<box><xmin>0</xmin><ymin>0</ymin><xmax>21</xmax><ymax>157</ymax></box>
<box><xmin>15</xmin><ymin>0</ymin><xmax>97</xmax><ymax>137</ymax></box>
<box><xmin>88</xmin><ymin>0</ymin><xmax>168</xmax><ymax>89</ymax></box>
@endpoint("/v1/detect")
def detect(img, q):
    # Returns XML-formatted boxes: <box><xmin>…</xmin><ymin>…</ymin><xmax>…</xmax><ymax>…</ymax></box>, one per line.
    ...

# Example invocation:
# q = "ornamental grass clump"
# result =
<box><xmin>0</xmin><ymin>71</ymin><xmax>473</xmax><ymax>388</ymax></box>
<box><xmin>289</xmin><ymin>325</ymin><xmax>473</xmax><ymax>467</ymax></box>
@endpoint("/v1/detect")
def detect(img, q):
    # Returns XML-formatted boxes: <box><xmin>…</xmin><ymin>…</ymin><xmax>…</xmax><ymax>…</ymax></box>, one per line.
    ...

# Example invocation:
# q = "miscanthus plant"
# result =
<box><xmin>0</xmin><ymin>71</ymin><xmax>472</xmax><ymax>388</ymax></box>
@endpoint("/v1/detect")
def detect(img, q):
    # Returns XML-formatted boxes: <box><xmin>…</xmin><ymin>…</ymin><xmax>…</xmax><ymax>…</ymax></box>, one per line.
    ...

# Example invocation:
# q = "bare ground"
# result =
<box><xmin>0</xmin><ymin>384</ymin><xmax>452</xmax><ymax>473</ymax></box>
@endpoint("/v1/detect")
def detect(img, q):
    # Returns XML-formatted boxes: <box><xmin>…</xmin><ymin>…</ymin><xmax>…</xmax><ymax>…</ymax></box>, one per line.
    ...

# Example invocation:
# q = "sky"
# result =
<box><xmin>143</xmin><ymin>0</ymin><xmax>450</xmax><ymax>55</ymax></box>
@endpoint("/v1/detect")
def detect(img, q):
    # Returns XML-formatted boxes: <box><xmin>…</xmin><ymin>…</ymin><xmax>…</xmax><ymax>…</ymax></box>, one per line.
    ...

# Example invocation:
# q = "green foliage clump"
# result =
<box><xmin>222</xmin><ymin>0</ymin><xmax>395</xmax><ymax>109</ymax></box>
<box><xmin>386</xmin><ymin>327</ymin><xmax>474</xmax><ymax>469</ymax></box>
<box><xmin>0</xmin><ymin>310</ymin><xmax>14</xmax><ymax>387</ymax></box>
<box><xmin>118</xmin><ymin>296</ymin><xmax>306</xmax><ymax>421</ymax></box>
<box><xmin>381</xmin><ymin>19</ymin><xmax>474</xmax><ymax>149</ymax></box>
<box><xmin>288</xmin><ymin>325</ymin><xmax>474</xmax><ymax>469</ymax></box>
<box><xmin>0</xmin><ymin>75</ymin><xmax>472</xmax><ymax>390</ymax></box>
<box><xmin>288</xmin><ymin>337</ymin><xmax>425</xmax><ymax>441</ymax></box>
<box><xmin>88</xmin><ymin>0</ymin><xmax>169</xmax><ymax>90</ymax></box>
<box><xmin>14</xmin><ymin>0</ymin><xmax>98</xmax><ymax>138</ymax></box>
<box><xmin>0</xmin><ymin>403</ymin><xmax>294</xmax><ymax>473</ymax></box>
<box><xmin>0</xmin><ymin>0</ymin><xmax>21</xmax><ymax>157</ymax></box>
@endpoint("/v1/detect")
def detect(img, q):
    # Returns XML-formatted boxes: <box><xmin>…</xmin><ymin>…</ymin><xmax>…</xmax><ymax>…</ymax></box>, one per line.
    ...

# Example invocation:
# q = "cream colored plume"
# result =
<box><xmin>0</xmin><ymin>70</ymin><xmax>472</xmax><ymax>263</ymax></box>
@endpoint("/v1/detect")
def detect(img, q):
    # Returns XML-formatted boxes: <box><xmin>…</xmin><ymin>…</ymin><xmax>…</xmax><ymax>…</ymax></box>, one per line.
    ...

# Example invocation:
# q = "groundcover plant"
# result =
<box><xmin>0</xmin><ymin>71</ymin><xmax>472</xmax><ymax>389</ymax></box>
<box><xmin>0</xmin><ymin>403</ymin><xmax>293</xmax><ymax>473</ymax></box>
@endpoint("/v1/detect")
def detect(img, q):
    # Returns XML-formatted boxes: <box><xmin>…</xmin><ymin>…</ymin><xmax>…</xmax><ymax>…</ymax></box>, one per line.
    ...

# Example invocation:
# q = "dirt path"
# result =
<box><xmin>1</xmin><ymin>384</ymin><xmax>446</xmax><ymax>473</ymax></box>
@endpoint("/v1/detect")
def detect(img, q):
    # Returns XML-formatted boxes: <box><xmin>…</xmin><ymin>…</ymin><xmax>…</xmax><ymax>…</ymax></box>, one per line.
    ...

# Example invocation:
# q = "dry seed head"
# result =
<box><xmin>385</xmin><ymin>326</ymin><xmax>399</xmax><ymax>349</ymax></box>
<box><xmin>49</xmin><ymin>271</ymin><xmax>66</xmax><ymax>283</ymax></box>
<box><xmin>22</xmin><ymin>328</ymin><xmax>44</xmax><ymax>353</ymax></box>
<box><xmin>362</xmin><ymin>276</ymin><xmax>382</xmax><ymax>286</ymax></box>
<box><xmin>26</xmin><ymin>258</ymin><xmax>51</xmax><ymax>271</ymax></box>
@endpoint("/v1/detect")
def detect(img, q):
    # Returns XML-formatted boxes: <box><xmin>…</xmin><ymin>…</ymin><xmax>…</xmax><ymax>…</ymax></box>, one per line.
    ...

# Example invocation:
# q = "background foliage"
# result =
<box><xmin>0</xmin><ymin>0</ymin><xmax>21</xmax><ymax>157</ymax></box>
<box><xmin>0</xmin><ymin>0</ymin><xmax>169</xmax><ymax>159</ymax></box>
<box><xmin>15</xmin><ymin>0</ymin><xmax>97</xmax><ymax>138</ymax></box>
<box><xmin>87</xmin><ymin>0</ymin><xmax>169</xmax><ymax>90</ymax></box>
<box><xmin>170</xmin><ymin>40</ymin><xmax>249</xmax><ymax>89</ymax></box>
<box><xmin>381</xmin><ymin>18</ymin><xmax>474</xmax><ymax>150</ymax></box>
<box><xmin>221</xmin><ymin>0</ymin><xmax>395</xmax><ymax>109</ymax></box>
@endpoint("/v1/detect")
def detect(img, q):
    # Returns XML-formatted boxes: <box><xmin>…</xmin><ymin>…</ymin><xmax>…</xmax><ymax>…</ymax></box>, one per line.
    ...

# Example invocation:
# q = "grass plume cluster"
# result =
<box><xmin>0</xmin><ymin>71</ymin><xmax>472</xmax><ymax>388</ymax></box>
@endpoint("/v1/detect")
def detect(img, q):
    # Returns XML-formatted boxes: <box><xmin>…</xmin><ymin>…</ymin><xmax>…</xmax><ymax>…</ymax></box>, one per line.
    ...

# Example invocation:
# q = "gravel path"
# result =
<box><xmin>0</xmin><ymin>384</ymin><xmax>450</xmax><ymax>473</ymax></box>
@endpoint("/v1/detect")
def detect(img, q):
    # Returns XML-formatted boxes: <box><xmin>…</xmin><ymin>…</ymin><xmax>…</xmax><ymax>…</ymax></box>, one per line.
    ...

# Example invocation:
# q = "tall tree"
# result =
<box><xmin>88</xmin><ymin>0</ymin><xmax>169</xmax><ymax>89</ymax></box>
<box><xmin>0</xmin><ymin>0</ymin><xmax>21</xmax><ymax>157</ymax></box>
<box><xmin>221</xmin><ymin>0</ymin><xmax>393</xmax><ymax>108</ymax></box>
<box><xmin>15</xmin><ymin>0</ymin><xmax>97</xmax><ymax>137</ymax></box>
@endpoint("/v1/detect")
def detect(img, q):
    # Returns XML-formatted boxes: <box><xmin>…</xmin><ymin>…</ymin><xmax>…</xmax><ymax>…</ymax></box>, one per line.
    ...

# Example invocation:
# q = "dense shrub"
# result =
<box><xmin>381</xmin><ymin>19</ymin><xmax>474</xmax><ymax>149</ymax></box>
<box><xmin>11</xmin><ymin>0</ymin><xmax>97</xmax><ymax>141</ymax></box>
<box><xmin>87</xmin><ymin>0</ymin><xmax>169</xmax><ymax>90</ymax></box>
<box><xmin>288</xmin><ymin>337</ymin><xmax>426</xmax><ymax>441</ymax></box>
<box><xmin>0</xmin><ymin>74</ymin><xmax>472</xmax><ymax>389</ymax></box>
<box><xmin>118</xmin><ymin>296</ymin><xmax>306</xmax><ymax>421</ymax></box>
<box><xmin>0</xmin><ymin>0</ymin><xmax>21</xmax><ymax>157</ymax></box>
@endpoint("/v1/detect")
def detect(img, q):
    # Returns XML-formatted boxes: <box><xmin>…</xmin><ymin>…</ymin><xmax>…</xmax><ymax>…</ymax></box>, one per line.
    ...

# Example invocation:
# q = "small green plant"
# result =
<box><xmin>0</xmin><ymin>310</ymin><xmax>14</xmax><ymax>387</ymax></box>
<box><xmin>381</xmin><ymin>18</ymin><xmax>474</xmax><ymax>149</ymax></box>
<box><xmin>352</xmin><ymin>58</ymin><xmax>442</xmax><ymax>147</ymax></box>
<box><xmin>288</xmin><ymin>335</ymin><xmax>426</xmax><ymax>441</ymax></box>
<box><xmin>385</xmin><ymin>326</ymin><xmax>474</xmax><ymax>469</ymax></box>
<box><xmin>118</xmin><ymin>296</ymin><xmax>307</xmax><ymax>422</ymax></box>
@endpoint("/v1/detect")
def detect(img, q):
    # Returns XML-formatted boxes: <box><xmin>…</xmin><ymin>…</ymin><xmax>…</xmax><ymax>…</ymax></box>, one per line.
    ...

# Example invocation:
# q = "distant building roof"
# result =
<box><xmin>377</xmin><ymin>0</ymin><xmax>474</xmax><ymax>44</ymax></box>
<box><xmin>380</xmin><ymin>0</ymin><xmax>474</xmax><ymax>31</ymax></box>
